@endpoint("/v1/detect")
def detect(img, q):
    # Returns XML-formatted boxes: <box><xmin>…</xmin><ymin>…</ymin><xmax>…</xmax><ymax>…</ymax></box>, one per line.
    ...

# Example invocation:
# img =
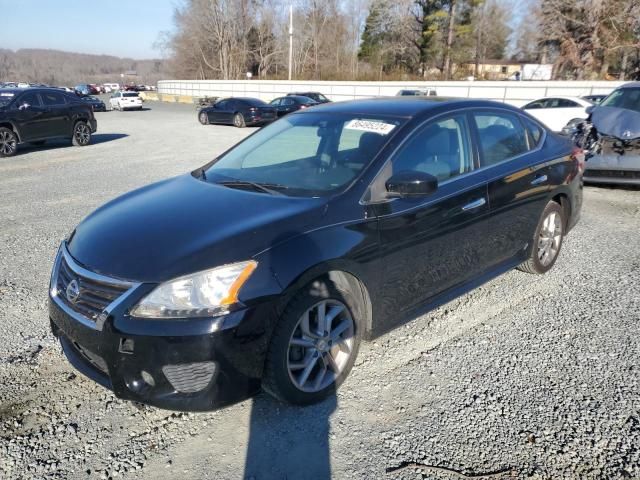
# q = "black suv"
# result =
<box><xmin>0</xmin><ymin>88</ymin><xmax>97</xmax><ymax>157</ymax></box>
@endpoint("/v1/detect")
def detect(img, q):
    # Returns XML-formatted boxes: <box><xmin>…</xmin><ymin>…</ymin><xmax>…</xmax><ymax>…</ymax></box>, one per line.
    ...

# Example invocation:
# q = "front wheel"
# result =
<box><xmin>518</xmin><ymin>201</ymin><xmax>565</xmax><ymax>274</ymax></box>
<box><xmin>263</xmin><ymin>279</ymin><xmax>362</xmax><ymax>405</ymax></box>
<box><xmin>233</xmin><ymin>113</ymin><xmax>246</xmax><ymax>128</ymax></box>
<box><xmin>72</xmin><ymin>121</ymin><xmax>92</xmax><ymax>147</ymax></box>
<box><xmin>199</xmin><ymin>111</ymin><xmax>209</xmax><ymax>125</ymax></box>
<box><xmin>0</xmin><ymin>127</ymin><xmax>18</xmax><ymax>158</ymax></box>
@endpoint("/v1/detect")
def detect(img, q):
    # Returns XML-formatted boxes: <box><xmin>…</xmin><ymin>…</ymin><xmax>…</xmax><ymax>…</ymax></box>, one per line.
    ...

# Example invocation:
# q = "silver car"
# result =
<box><xmin>576</xmin><ymin>82</ymin><xmax>640</xmax><ymax>185</ymax></box>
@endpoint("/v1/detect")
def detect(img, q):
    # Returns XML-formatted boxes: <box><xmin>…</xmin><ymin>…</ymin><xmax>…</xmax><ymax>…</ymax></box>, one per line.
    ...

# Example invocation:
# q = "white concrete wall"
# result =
<box><xmin>157</xmin><ymin>79</ymin><xmax>625</xmax><ymax>107</ymax></box>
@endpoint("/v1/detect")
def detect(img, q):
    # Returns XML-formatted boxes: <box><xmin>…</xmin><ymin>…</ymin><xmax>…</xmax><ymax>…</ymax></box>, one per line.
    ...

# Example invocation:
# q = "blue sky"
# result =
<box><xmin>0</xmin><ymin>0</ymin><xmax>176</xmax><ymax>59</ymax></box>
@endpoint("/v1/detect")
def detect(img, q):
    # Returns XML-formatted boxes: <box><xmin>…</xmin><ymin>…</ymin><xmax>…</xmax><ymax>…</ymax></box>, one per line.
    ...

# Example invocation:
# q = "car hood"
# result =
<box><xmin>68</xmin><ymin>174</ymin><xmax>327</xmax><ymax>283</ymax></box>
<box><xmin>591</xmin><ymin>106</ymin><xmax>640</xmax><ymax>139</ymax></box>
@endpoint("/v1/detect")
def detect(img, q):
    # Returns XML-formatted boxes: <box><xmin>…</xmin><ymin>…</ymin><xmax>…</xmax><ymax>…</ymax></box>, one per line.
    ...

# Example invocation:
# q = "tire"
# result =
<box><xmin>518</xmin><ymin>201</ymin><xmax>565</xmax><ymax>275</ymax></box>
<box><xmin>0</xmin><ymin>127</ymin><xmax>18</xmax><ymax>158</ymax></box>
<box><xmin>263</xmin><ymin>278</ymin><xmax>362</xmax><ymax>405</ymax></box>
<box><xmin>233</xmin><ymin>113</ymin><xmax>246</xmax><ymax>128</ymax></box>
<box><xmin>72</xmin><ymin>121</ymin><xmax>92</xmax><ymax>147</ymax></box>
<box><xmin>199</xmin><ymin>111</ymin><xmax>209</xmax><ymax>125</ymax></box>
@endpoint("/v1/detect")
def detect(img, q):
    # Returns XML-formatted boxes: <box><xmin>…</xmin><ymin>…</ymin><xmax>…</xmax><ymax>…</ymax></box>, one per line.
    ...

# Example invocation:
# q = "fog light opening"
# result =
<box><xmin>118</xmin><ymin>337</ymin><xmax>135</xmax><ymax>354</ymax></box>
<box><xmin>141</xmin><ymin>370</ymin><xmax>156</xmax><ymax>387</ymax></box>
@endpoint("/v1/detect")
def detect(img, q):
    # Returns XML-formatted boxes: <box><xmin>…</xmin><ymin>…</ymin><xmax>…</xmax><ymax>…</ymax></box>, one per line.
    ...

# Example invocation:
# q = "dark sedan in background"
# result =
<box><xmin>269</xmin><ymin>95</ymin><xmax>318</xmax><ymax>117</ymax></box>
<box><xmin>287</xmin><ymin>91</ymin><xmax>331</xmax><ymax>104</ymax></box>
<box><xmin>81</xmin><ymin>96</ymin><xmax>107</xmax><ymax>112</ymax></box>
<box><xmin>198</xmin><ymin>97</ymin><xmax>276</xmax><ymax>127</ymax></box>
<box><xmin>0</xmin><ymin>87</ymin><xmax>97</xmax><ymax>157</ymax></box>
<box><xmin>50</xmin><ymin>97</ymin><xmax>582</xmax><ymax>411</ymax></box>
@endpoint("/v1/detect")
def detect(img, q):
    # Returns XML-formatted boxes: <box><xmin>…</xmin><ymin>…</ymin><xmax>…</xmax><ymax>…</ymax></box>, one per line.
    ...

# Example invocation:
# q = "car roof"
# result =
<box><xmin>0</xmin><ymin>87</ymin><xmax>67</xmax><ymax>95</ymax></box>
<box><xmin>617</xmin><ymin>82</ymin><xmax>640</xmax><ymax>89</ymax></box>
<box><xmin>295</xmin><ymin>96</ymin><xmax>521</xmax><ymax>118</ymax></box>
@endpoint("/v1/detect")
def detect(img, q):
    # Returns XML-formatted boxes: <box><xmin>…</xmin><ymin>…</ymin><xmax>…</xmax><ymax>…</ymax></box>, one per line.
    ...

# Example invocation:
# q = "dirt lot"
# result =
<box><xmin>0</xmin><ymin>100</ymin><xmax>639</xmax><ymax>480</ymax></box>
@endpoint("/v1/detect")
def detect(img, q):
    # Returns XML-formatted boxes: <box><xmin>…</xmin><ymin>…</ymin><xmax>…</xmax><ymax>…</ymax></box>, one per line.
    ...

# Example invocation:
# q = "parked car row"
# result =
<box><xmin>198</xmin><ymin>91</ymin><xmax>329</xmax><ymax>128</ymax></box>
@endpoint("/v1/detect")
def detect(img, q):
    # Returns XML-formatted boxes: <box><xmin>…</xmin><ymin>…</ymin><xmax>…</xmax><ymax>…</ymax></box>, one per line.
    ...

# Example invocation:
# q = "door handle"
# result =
<box><xmin>531</xmin><ymin>174</ymin><xmax>548</xmax><ymax>186</ymax></box>
<box><xmin>462</xmin><ymin>198</ymin><xmax>486</xmax><ymax>211</ymax></box>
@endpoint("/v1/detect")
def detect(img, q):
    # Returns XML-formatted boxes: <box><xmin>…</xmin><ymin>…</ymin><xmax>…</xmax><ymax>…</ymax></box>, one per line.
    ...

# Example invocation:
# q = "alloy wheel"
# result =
<box><xmin>74</xmin><ymin>123</ymin><xmax>91</xmax><ymax>145</ymax></box>
<box><xmin>0</xmin><ymin>130</ymin><xmax>17</xmax><ymax>156</ymax></box>
<box><xmin>537</xmin><ymin>211</ymin><xmax>562</xmax><ymax>267</ymax></box>
<box><xmin>287</xmin><ymin>300</ymin><xmax>355</xmax><ymax>393</ymax></box>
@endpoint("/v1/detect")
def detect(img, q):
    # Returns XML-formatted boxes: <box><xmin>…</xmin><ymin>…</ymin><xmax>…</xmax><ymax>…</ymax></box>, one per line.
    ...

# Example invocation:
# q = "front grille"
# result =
<box><xmin>586</xmin><ymin>169</ymin><xmax>640</xmax><ymax>180</ymax></box>
<box><xmin>56</xmin><ymin>253</ymin><xmax>130</xmax><ymax>322</ymax></box>
<box><xmin>162</xmin><ymin>362</ymin><xmax>216</xmax><ymax>393</ymax></box>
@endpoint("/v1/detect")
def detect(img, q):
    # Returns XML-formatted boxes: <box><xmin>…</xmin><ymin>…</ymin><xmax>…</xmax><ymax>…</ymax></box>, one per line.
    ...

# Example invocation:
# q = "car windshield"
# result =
<box><xmin>0</xmin><ymin>93</ymin><xmax>15</xmax><ymax>107</ymax></box>
<box><xmin>600</xmin><ymin>88</ymin><xmax>640</xmax><ymax>113</ymax></box>
<box><xmin>203</xmin><ymin>112</ymin><xmax>404</xmax><ymax>196</ymax></box>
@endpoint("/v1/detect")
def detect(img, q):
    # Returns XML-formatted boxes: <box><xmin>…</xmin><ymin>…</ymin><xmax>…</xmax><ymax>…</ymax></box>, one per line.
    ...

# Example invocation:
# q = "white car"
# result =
<box><xmin>104</xmin><ymin>83</ymin><xmax>120</xmax><ymax>92</ymax></box>
<box><xmin>109</xmin><ymin>91</ymin><xmax>143</xmax><ymax>111</ymax></box>
<box><xmin>521</xmin><ymin>96</ymin><xmax>593</xmax><ymax>132</ymax></box>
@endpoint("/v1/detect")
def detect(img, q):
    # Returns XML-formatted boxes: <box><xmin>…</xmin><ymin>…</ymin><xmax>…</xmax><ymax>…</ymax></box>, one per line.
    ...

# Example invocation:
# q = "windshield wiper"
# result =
<box><xmin>217</xmin><ymin>180</ymin><xmax>288</xmax><ymax>196</ymax></box>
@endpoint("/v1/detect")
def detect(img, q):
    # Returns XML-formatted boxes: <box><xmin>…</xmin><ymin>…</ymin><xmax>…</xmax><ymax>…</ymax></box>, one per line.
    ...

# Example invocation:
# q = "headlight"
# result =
<box><xmin>130</xmin><ymin>261</ymin><xmax>257</xmax><ymax>319</ymax></box>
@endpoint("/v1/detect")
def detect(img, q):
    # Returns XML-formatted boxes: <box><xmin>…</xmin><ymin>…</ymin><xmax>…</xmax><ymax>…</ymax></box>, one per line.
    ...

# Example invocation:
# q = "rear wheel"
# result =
<box><xmin>233</xmin><ymin>113</ymin><xmax>246</xmax><ymax>128</ymax></box>
<box><xmin>0</xmin><ymin>127</ymin><xmax>18</xmax><ymax>158</ymax></box>
<box><xmin>72</xmin><ymin>121</ymin><xmax>91</xmax><ymax>147</ymax></box>
<box><xmin>199</xmin><ymin>111</ymin><xmax>209</xmax><ymax>125</ymax></box>
<box><xmin>263</xmin><ymin>279</ymin><xmax>362</xmax><ymax>405</ymax></box>
<box><xmin>518</xmin><ymin>201</ymin><xmax>565</xmax><ymax>274</ymax></box>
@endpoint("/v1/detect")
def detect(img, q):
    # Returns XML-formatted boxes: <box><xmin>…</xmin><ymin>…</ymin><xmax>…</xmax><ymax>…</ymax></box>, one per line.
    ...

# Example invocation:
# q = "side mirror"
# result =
<box><xmin>386</xmin><ymin>171</ymin><xmax>438</xmax><ymax>198</ymax></box>
<box><xmin>18</xmin><ymin>103</ymin><xmax>30</xmax><ymax>111</ymax></box>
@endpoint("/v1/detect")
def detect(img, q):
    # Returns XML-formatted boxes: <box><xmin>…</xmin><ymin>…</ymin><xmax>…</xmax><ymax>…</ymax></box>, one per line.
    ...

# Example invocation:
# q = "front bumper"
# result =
<box><xmin>49</xmin><ymin>249</ymin><xmax>277</xmax><ymax>411</ymax></box>
<box><xmin>584</xmin><ymin>154</ymin><xmax>640</xmax><ymax>185</ymax></box>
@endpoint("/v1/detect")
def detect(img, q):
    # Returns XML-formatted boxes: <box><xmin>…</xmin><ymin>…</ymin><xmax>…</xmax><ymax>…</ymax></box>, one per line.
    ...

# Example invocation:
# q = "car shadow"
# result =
<box><xmin>91</xmin><ymin>133</ymin><xmax>129</xmax><ymax>145</ymax></box>
<box><xmin>244</xmin><ymin>393</ymin><xmax>337</xmax><ymax>480</ymax></box>
<box><xmin>15</xmin><ymin>133</ymin><xmax>128</xmax><ymax>154</ymax></box>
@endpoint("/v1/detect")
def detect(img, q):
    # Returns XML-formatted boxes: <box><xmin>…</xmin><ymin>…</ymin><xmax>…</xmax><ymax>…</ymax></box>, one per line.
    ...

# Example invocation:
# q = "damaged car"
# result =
<box><xmin>572</xmin><ymin>82</ymin><xmax>640</xmax><ymax>185</ymax></box>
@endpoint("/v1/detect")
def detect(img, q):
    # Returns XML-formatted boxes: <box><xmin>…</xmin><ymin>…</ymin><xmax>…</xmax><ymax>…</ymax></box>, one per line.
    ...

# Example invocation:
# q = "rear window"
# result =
<box><xmin>123</xmin><ymin>93</ymin><xmax>139</xmax><ymax>98</ymax></box>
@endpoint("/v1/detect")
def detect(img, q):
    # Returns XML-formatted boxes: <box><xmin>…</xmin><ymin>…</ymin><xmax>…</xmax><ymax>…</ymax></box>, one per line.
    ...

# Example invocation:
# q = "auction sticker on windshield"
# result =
<box><xmin>345</xmin><ymin>119</ymin><xmax>396</xmax><ymax>135</ymax></box>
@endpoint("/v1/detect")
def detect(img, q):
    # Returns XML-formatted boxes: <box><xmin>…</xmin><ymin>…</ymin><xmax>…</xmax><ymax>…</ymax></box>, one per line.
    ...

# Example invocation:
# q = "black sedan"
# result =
<box><xmin>287</xmin><ymin>91</ymin><xmax>331</xmax><ymax>104</ymax></box>
<box><xmin>269</xmin><ymin>95</ymin><xmax>318</xmax><ymax>117</ymax></box>
<box><xmin>198</xmin><ymin>97</ymin><xmax>276</xmax><ymax>127</ymax></box>
<box><xmin>49</xmin><ymin>97</ymin><xmax>583</xmax><ymax>411</ymax></box>
<box><xmin>81</xmin><ymin>96</ymin><xmax>107</xmax><ymax>112</ymax></box>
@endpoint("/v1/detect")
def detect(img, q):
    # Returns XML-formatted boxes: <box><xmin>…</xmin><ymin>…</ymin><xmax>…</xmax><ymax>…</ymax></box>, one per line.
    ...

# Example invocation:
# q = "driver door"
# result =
<box><xmin>13</xmin><ymin>92</ymin><xmax>47</xmax><ymax>141</ymax></box>
<box><xmin>370</xmin><ymin>113</ymin><xmax>491</xmax><ymax>329</ymax></box>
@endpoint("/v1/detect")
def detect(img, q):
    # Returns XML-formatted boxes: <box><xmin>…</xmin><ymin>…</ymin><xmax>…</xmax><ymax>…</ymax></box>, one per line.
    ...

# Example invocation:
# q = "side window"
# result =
<box><xmin>17</xmin><ymin>92</ymin><xmax>42</xmax><ymax>108</ymax></box>
<box><xmin>523</xmin><ymin>100</ymin><xmax>544</xmax><ymax>110</ymax></box>
<box><xmin>282</xmin><ymin>98</ymin><xmax>295</xmax><ymax>106</ymax></box>
<box><xmin>270</xmin><ymin>98</ymin><xmax>281</xmax><ymax>106</ymax></box>
<box><xmin>545</xmin><ymin>98</ymin><xmax>564</xmax><ymax>108</ymax></box>
<box><xmin>41</xmin><ymin>91</ymin><xmax>66</xmax><ymax>106</ymax></box>
<box><xmin>557</xmin><ymin>99</ymin><xmax>579</xmax><ymax>108</ymax></box>
<box><xmin>216</xmin><ymin>100</ymin><xmax>228</xmax><ymax>109</ymax></box>
<box><xmin>522</xmin><ymin>117</ymin><xmax>543</xmax><ymax>148</ymax></box>
<box><xmin>392</xmin><ymin>115</ymin><xmax>473</xmax><ymax>182</ymax></box>
<box><xmin>474</xmin><ymin>112</ymin><xmax>530</xmax><ymax>166</ymax></box>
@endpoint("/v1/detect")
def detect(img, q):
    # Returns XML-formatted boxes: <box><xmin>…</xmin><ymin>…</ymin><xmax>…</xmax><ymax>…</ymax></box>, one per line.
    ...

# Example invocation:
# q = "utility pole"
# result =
<box><xmin>288</xmin><ymin>4</ymin><xmax>293</xmax><ymax>81</ymax></box>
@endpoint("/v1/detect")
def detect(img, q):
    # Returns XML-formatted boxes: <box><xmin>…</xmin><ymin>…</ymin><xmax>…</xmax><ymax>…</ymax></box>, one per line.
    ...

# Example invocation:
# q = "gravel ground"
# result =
<box><xmin>0</xmin><ymin>99</ymin><xmax>639</xmax><ymax>480</ymax></box>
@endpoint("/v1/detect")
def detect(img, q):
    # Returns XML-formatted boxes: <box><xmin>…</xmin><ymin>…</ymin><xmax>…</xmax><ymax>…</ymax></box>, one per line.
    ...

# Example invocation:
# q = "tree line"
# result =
<box><xmin>0</xmin><ymin>49</ymin><xmax>168</xmax><ymax>86</ymax></box>
<box><xmin>161</xmin><ymin>0</ymin><xmax>640</xmax><ymax>81</ymax></box>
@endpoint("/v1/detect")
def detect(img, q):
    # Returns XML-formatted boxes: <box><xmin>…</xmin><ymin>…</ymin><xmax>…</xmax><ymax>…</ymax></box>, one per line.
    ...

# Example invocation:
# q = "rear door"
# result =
<box><xmin>473</xmin><ymin>110</ymin><xmax>551</xmax><ymax>265</ymax></box>
<box><xmin>372</xmin><ymin>113</ymin><xmax>491</xmax><ymax>328</ymax></box>
<box><xmin>40</xmin><ymin>90</ymin><xmax>71</xmax><ymax>137</ymax></box>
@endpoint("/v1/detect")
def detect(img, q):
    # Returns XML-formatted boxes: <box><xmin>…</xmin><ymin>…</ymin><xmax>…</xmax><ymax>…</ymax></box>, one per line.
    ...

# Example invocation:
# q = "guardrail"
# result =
<box><xmin>157</xmin><ymin>79</ymin><xmax>624</xmax><ymax>106</ymax></box>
